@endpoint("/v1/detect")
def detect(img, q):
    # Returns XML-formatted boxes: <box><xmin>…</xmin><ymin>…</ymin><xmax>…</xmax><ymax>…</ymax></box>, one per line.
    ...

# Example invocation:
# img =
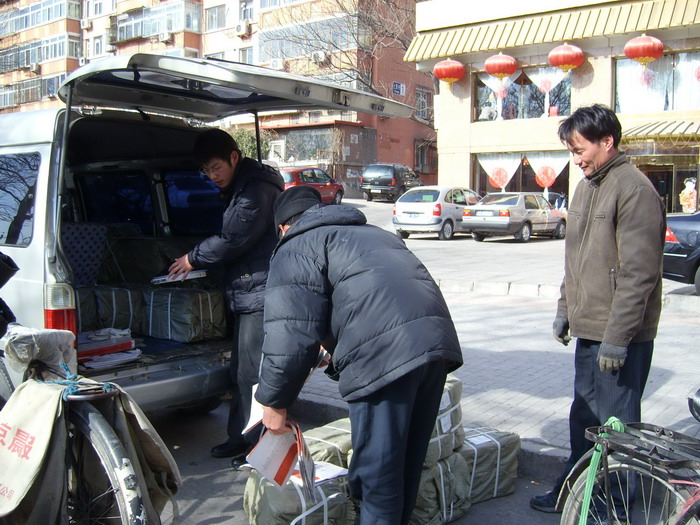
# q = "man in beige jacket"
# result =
<box><xmin>530</xmin><ymin>104</ymin><xmax>666</xmax><ymax>518</ymax></box>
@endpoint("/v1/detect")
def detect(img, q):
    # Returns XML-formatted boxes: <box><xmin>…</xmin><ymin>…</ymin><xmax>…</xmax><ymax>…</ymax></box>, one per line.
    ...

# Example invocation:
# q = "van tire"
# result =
<box><xmin>0</xmin><ymin>360</ymin><xmax>15</xmax><ymax>410</ymax></box>
<box><xmin>364</xmin><ymin>192</ymin><xmax>373</xmax><ymax>201</ymax></box>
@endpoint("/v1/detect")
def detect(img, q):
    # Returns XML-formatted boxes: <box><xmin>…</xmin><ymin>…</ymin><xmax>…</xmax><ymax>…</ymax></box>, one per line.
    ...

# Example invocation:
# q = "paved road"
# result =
<box><xmin>154</xmin><ymin>198</ymin><xmax>699</xmax><ymax>524</ymax></box>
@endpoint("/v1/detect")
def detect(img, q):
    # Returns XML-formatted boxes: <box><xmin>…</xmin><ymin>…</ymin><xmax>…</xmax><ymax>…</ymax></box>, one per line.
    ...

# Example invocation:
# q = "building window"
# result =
<box><xmin>239</xmin><ymin>47</ymin><xmax>253</xmax><ymax>64</ymax></box>
<box><xmin>93</xmin><ymin>35</ymin><xmax>103</xmax><ymax>56</ymax></box>
<box><xmin>415</xmin><ymin>88</ymin><xmax>432</xmax><ymax>120</ymax></box>
<box><xmin>240</xmin><ymin>1</ymin><xmax>253</xmax><ymax>20</ymax></box>
<box><xmin>205</xmin><ymin>5</ymin><xmax>225</xmax><ymax>31</ymax></box>
<box><xmin>259</xmin><ymin>15</ymin><xmax>355</xmax><ymax>61</ymax></box>
<box><xmin>615</xmin><ymin>51</ymin><xmax>700</xmax><ymax>113</ymax></box>
<box><xmin>475</xmin><ymin>66</ymin><xmax>571</xmax><ymax>121</ymax></box>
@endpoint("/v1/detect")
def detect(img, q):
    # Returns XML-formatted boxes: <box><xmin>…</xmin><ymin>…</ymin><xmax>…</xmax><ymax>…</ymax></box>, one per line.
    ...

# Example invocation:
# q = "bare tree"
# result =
<box><xmin>260</xmin><ymin>0</ymin><xmax>420</xmax><ymax>98</ymax></box>
<box><xmin>0</xmin><ymin>153</ymin><xmax>39</xmax><ymax>245</ymax></box>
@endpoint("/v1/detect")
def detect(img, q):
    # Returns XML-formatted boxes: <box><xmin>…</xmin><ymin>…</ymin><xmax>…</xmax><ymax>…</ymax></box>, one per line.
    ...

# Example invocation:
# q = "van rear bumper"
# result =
<box><xmin>89</xmin><ymin>353</ymin><xmax>232</xmax><ymax>412</ymax></box>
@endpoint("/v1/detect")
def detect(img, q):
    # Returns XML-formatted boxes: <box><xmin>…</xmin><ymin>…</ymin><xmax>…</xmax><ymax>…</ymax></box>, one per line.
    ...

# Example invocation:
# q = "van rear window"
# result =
<box><xmin>0</xmin><ymin>152</ymin><xmax>40</xmax><ymax>247</ymax></box>
<box><xmin>78</xmin><ymin>172</ymin><xmax>154</xmax><ymax>234</ymax></box>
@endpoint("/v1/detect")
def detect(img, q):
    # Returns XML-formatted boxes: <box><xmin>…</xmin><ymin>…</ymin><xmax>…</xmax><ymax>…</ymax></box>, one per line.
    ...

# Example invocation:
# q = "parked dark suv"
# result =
<box><xmin>360</xmin><ymin>163</ymin><xmax>422</xmax><ymax>201</ymax></box>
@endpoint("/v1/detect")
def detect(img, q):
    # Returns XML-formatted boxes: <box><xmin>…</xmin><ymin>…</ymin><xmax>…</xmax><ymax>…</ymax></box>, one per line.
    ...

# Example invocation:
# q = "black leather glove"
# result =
<box><xmin>598</xmin><ymin>343</ymin><xmax>627</xmax><ymax>372</ymax></box>
<box><xmin>552</xmin><ymin>317</ymin><xmax>571</xmax><ymax>346</ymax></box>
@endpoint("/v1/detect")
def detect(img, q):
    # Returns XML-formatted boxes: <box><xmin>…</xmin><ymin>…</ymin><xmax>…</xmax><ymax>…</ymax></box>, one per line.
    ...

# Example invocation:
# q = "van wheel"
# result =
<box><xmin>397</xmin><ymin>231</ymin><xmax>410</xmax><ymax>239</ymax></box>
<box><xmin>0</xmin><ymin>360</ymin><xmax>14</xmax><ymax>410</ymax></box>
<box><xmin>364</xmin><ymin>192</ymin><xmax>373</xmax><ymax>201</ymax></box>
<box><xmin>472</xmin><ymin>232</ymin><xmax>486</xmax><ymax>242</ymax></box>
<box><xmin>515</xmin><ymin>222</ymin><xmax>532</xmax><ymax>243</ymax></box>
<box><xmin>438</xmin><ymin>220</ymin><xmax>454</xmax><ymax>240</ymax></box>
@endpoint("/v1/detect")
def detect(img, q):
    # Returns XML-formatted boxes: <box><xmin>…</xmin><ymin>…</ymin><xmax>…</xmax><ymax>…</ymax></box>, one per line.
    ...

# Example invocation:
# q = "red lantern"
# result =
<box><xmin>624</xmin><ymin>34</ymin><xmax>663</xmax><ymax>66</ymax></box>
<box><xmin>548</xmin><ymin>44</ymin><xmax>585</xmax><ymax>73</ymax></box>
<box><xmin>433</xmin><ymin>59</ymin><xmax>465</xmax><ymax>84</ymax></box>
<box><xmin>489</xmin><ymin>167</ymin><xmax>509</xmax><ymax>189</ymax></box>
<box><xmin>536</xmin><ymin>166</ymin><xmax>557</xmax><ymax>188</ymax></box>
<box><xmin>484</xmin><ymin>53</ymin><xmax>518</xmax><ymax>80</ymax></box>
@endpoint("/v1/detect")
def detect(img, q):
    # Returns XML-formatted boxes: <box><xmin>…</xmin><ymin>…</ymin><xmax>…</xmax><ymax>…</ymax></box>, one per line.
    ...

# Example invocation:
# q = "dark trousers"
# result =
<box><xmin>347</xmin><ymin>359</ymin><xmax>448</xmax><ymax>525</ymax></box>
<box><xmin>225</xmin><ymin>310</ymin><xmax>264</xmax><ymax>446</ymax></box>
<box><xmin>555</xmin><ymin>338</ymin><xmax>654</xmax><ymax>491</ymax></box>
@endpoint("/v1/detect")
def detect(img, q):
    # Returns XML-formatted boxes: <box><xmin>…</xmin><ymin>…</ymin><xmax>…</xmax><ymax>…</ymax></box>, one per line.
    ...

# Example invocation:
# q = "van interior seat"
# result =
<box><xmin>61</xmin><ymin>222</ymin><xmax>109</xmax><ymax>286</ymax></box>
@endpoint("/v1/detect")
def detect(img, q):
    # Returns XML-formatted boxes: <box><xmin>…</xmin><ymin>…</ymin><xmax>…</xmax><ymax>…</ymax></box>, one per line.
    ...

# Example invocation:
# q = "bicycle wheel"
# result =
<box><xmin>66</xmin><ymin>402</ymin><xmax>146</xmax><ymax>524</ymax></box>
<box><xmin>560</xmin><ymin>454</ymin><xmax>699</xmax><ymax>525</ymax></box>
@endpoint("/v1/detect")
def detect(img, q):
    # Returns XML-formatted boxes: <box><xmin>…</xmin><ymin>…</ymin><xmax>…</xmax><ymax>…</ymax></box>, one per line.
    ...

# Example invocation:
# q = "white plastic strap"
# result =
<box><xmin>465</xmin><ymin>427</ymin><xmax>502</xmax><ymax>498</ymax></box>
<box><xmin>304</xmin><ymin>436</ymin><xmax>343</xmax><ymax>465</ymax></box>
<box><xmin>110</xmin><ymin>289</ymin><xmax>117</xmax><ymax>327</ymax></box>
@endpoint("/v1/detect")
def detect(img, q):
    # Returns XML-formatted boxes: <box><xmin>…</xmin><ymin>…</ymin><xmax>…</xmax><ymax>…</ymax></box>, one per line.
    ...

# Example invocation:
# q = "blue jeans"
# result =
<box><xmin>347</xmin><ymin>359</ymin><xmax>448</xmax><ymax>525</ymax></box>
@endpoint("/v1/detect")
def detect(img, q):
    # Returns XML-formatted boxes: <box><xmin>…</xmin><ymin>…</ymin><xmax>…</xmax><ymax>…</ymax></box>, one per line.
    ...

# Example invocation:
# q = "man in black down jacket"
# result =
<box><xmin>256</xmin><ymin>186</ymin><xmax>463</xmax><ymax>525</ymax></box>
<box><xmin>169</xmin><ymin>128</ymin><xmax>283</xmax><ymax>461</ymax></box>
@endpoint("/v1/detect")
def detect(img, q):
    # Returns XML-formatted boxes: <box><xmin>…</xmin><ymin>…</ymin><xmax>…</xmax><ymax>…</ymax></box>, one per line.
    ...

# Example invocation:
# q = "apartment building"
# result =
<box><xmin>406</xmin><ymin>0</ymin><xmax>700</xmax><ymax>213</ymax></box>
<box><xmin>0</xmin><ymin>0</ymin><xmax>436</xmax><ymax>195</ymax></box>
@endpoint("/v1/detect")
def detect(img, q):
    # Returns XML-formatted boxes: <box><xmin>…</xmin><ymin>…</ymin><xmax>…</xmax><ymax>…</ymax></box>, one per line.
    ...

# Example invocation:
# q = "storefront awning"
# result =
<box><xmin>622</xmin><ymin>119</ymin><xmax>700</xmax><ymax>148</ymax></box>
<box><xmin>405</xmin><ymin>0</ymin><xmax>700</xmax><ymax>62</ymax></box>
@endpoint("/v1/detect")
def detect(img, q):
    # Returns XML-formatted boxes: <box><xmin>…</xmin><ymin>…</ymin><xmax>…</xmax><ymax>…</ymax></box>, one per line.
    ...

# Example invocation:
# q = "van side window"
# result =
<box><xmin>164</xmin><ymin>171</ymin><xmax>223</xmax><ymax>235</ymax></box>
<box><xmin>78</xmin><ymin>172</ymin><xmax>154</xmax><ymax>235</ymax></box>
<box><xmin>0</xmin><ymin>152</ymin><xmax>40</xmax><ymax>247</ymax></box>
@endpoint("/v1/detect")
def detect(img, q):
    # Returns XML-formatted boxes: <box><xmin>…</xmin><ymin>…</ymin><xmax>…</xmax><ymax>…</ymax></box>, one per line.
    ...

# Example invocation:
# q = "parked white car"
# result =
<box><xmin>462</xmin><ymin>192</ymin><xmax>567</xmax><ymax>243</ymax></box>
<box><xmin>393</xmin><ymin>186</ymin><xmax>480</xmax><ymax>240</ymax></box>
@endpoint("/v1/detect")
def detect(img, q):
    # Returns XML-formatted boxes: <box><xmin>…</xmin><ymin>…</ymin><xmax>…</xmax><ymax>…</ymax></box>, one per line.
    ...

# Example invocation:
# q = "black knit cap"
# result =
<box><xmin>274</xmin><ymin>186</ymin><xmax>322</xmax><ymax>226</ymax></box>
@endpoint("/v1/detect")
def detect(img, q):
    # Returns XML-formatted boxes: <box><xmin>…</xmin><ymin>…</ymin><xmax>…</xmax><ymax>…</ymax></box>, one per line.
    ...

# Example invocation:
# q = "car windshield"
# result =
<box><xmin>280</xmin><ymin>171</ymin><xmax>295</xmax><ymax>183</ymax></box>
<box><xmin>399</xmin><ymin>190</ymin><xmax>440</xmax><ymax>203</ymax></box>
<box><xmin>479</xmin><ymin>194</ymin><xmax>519</xmax><ymax>206</ymax></box>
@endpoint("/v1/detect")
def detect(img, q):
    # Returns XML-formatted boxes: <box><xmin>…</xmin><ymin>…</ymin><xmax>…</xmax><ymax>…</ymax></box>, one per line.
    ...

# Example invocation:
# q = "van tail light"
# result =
<box><xmin>665</xmin><ymin>227</ymin><xmax>679</xmax><ymax>243</ymax></box>
<box><xmin>389</xmin><ymin>178</ymin><xmax>397</xmax><ymax>186</ymax></box>
<box><xmin>44</xmin><ymin>283</ymin><xmax>77</xmax><ymax>338</ymax></box>
<box><xmin>463</xmin><ymin>209</ymin><xmax>471</xmax><ymax>216</ymax></box>
<box><xmin>499</xmin><ymin>209</ymin><xmax>510</xmax><ymax>217</ymax></box>
<box><xmin>359</xmin><ymin>176</ymin><xmax>364</xmax><ymax>184</ymax></box>
<box><xmin>433</xmin><ymin>203</ymin><xmax>442</xmax><ymax>216</ymax></box>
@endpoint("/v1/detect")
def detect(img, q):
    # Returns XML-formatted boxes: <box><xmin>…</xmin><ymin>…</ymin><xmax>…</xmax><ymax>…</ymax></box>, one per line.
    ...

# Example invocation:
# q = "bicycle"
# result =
<box><xmin>0</xmin><ymin>342</ymin><xmax>148</xmax><ymax>524</ymax></box>
<box><xmin>558</xmin><ymin>415</ymin><xmax>700</xmax><ymax>525</ymax></box>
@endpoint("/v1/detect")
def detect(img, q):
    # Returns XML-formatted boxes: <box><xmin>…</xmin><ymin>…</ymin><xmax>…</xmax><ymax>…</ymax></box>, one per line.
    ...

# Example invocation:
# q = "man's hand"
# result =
<box><xmin>553</xmin><ymin>317</ymin><xmax>571</xmax><ymax>346</ymax></box>
<box><xmin>262</xmin><ymin>406</ymin><xmax>291</xmax><ymax>435</ymax></box>
<box><xmin>168</xmin><ymin>254</ymin><xmax>193</xmax><ymax>281</ymax></box>
<box><xmin>598</xmin><ymin>343</ymin><xmax>627</xmax><ymax>372</ymax></box>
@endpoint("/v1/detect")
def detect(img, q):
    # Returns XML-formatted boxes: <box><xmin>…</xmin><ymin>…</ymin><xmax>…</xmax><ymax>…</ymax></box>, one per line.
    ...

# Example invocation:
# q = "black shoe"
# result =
<box><xmin>210</xmin><ymin>441</ymin><xmax>249</xmax><ymax>458</ymax></box>
<box><xmin>231</xmin><ymin>454</ymin><xmax>251</xmax><ymax>471</ymax></box>
<box><xmin>529</xmin><ymin>490</ymin><xmax>561</xmax><ymax>513</ymax></box>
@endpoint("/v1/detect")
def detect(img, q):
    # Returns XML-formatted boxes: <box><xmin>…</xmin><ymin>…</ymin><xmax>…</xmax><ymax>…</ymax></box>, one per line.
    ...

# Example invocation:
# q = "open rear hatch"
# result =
<box><xmin>58</xmin><ymin>53</ymin><xmax>413</xmax><ymax>121</ymax></box>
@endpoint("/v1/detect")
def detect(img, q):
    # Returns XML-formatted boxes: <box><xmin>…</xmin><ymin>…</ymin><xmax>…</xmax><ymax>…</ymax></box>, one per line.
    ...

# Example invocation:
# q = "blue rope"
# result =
<box><xmin>35</xmin><ymin>362</ymin><xmax>116</xmax><ymax>399</ymax></box>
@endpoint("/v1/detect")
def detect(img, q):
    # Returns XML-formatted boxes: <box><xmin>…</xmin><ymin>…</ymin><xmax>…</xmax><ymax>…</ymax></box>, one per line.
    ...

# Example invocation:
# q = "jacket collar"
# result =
<box><xmin>587</xmin><ymin>152</ymin><xmax>628</xmax><ymax>185</ymax></box>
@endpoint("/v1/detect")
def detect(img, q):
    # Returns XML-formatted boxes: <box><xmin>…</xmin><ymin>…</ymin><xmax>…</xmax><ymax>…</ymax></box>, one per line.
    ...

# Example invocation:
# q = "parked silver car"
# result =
<box><xmin>393</xmin><ymin>185</ymin><xmax>480</xmax><ymax>240</ymax></box>
<box><xmin>462</xmin><ymin>192</ymin><xmax>567</xmax><ymax>242</ymax></box>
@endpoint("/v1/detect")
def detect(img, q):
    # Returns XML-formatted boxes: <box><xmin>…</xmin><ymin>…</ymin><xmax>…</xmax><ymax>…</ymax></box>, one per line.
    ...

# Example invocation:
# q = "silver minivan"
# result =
<box><xmin>0</xmin><ymin>53</ymin><xmax>410</xmax><ymax>410</ymax></box>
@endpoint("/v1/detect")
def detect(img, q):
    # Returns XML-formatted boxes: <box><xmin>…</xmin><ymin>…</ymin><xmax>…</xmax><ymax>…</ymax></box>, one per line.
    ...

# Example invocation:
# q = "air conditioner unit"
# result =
<box><xmin>234</xmin><ymin>21</ymin><xmax>250</xmax><ymax>36</ymax></box>
<box><xmin>78</xmin><ymin>57</ymin><xmax>88</xmax><ymax>66</ymax></box>
<box><xmin>29</xmin><ymin>62</ymin><xmax>40</xmax><ymax>74</ymax></box>
<box><xmin>158</xmin><ymin>32</ymin><xmax>173</xmax><ymax>43</ymax></box>
<box><xmin>311</xmin><ymin>50</ymin><xmax>328</xmax><ymax>64</ymax></box>
<box><xmin>80</xmin><ymin>18</ymin><xmax>92</xmax><ymax>30</ymax></box>
<box><xmin>269</xmin><ymin>58</ymin><xmax>285</xmax><ymax>70</ymax></box>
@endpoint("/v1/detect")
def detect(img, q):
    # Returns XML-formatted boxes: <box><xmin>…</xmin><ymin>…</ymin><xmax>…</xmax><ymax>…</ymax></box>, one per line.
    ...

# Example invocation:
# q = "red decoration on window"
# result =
<box><xmin>484</xmin><ymin>53</ymin><xmax>518</xmax><ymax>80</ymax></box>
<box><xmin>548</xmin><ymin>44</ymin><xmax>585</xmax><ymax>73</ymax></box>
<box><xmin>432</xmin><ymin>59</ymin><xmax>466</xmax><ymax>84</ymax></box>
<box><xmin>624</xmin><ymin>34</ymin><xmax>663</xmax><ymax>66</ymax></box>
<box><xmin>536</xmin><ymin>166</ymin><xmax>557</xmax><ymax>188</ymax></box>
<box><xmin>489</xmin><ymin>167</ymin><xmax>509</xmax><ymax>188</ymax></box>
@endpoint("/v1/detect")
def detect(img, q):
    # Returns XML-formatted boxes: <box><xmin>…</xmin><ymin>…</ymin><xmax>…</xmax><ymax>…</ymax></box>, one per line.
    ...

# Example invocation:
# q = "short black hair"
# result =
<box><xmin>193</xmin><ymin>128</ymin><xmax>242</xmax><ymax>166</ymax></box>
<box><xmin>558</xmin><ymin>104</ymin><xmax>622</xmax><ymax>148</ymax></box>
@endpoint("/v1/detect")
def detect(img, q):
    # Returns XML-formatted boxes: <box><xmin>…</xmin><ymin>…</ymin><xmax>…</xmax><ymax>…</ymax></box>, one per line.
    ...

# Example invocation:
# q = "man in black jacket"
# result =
<box><xmin>256</xmin><ymin>186</ymin><xmax>463</xmax><ymax>525</ymax></box>
<box><xmin>169</xmin><ymin>129</ymin><xmax>283</xmax><ymax>461</ymax></box>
